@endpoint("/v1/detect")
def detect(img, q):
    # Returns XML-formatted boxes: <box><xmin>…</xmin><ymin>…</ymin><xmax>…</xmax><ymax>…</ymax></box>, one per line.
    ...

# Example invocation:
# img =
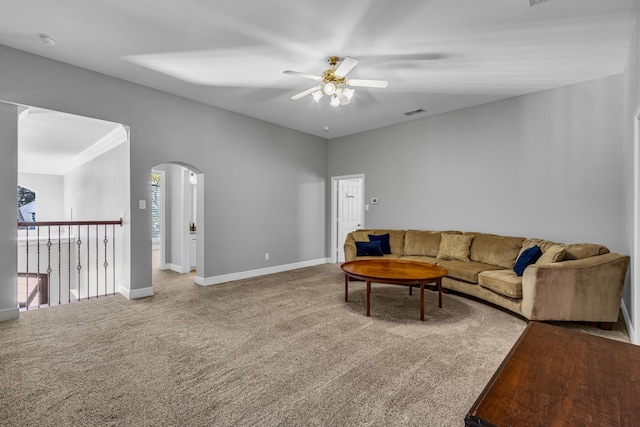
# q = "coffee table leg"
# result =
<box><xmin>344</xmin><ymin>274</ymin><xmax>349</xmax><ymax>302</ymax></box>
<box><xmin>420</xmin><ymin>283</ymin><xmax>425</xmax><ymax>321</ymax></box>
<box><xmin>438</xmin><ymin>279</ymin><xmax>442</xmax><ymax>308</ymax></box>
<box><xmin>366</xmin><ymin>280</ymin><xmax>371</xmax><ymax>317</ymax></box>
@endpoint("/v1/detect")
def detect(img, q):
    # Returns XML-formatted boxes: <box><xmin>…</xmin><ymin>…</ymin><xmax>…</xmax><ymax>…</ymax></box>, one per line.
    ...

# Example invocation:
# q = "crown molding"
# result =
<box><xmin>64</xmin><ymin>125</ymin><xmax>127</xmax><ymax>174</ymax></box>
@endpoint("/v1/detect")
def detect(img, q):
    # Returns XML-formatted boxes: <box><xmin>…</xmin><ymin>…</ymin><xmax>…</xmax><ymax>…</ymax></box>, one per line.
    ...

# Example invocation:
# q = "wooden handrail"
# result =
<box><xmin>18</xmin><ymin>219</ymin><xmax>122</xmax><ymax>228</ymax></box>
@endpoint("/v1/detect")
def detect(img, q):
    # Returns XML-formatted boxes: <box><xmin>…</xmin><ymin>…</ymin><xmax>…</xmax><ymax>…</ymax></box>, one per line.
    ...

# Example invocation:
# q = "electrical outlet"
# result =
<box><xmin>265</xmin><ymin>253</ymin><xmax>269</xmax><ymax>261</ymax></box>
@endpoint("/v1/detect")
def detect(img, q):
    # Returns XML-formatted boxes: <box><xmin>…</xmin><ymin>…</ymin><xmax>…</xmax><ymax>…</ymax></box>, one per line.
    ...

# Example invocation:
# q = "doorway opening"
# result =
<box><xmin>330</xmin><ymin>174</ymin><xmax>365</xmax><ymax>263</ymax></box>
<box><xmin>14</xmin><ymin>103</ymin><xmax>129</xmax><ymax>309</ymax></box>
<box><xmin>151</xmin><ymin>163</ymin><xmax>204</xmax><ymax>281</ymax></box>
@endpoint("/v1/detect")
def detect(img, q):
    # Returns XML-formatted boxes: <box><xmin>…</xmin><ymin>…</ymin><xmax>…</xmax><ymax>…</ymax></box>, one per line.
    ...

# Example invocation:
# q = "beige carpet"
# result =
<box><xmin>0</xmin><ymin>261</ymin><xmax>629</xmax><ymax>426</ymax></box>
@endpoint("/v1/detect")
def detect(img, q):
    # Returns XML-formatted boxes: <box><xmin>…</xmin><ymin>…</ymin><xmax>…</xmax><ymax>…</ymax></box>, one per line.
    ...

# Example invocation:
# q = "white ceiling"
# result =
<box><xmin>1</xmin><ymin>0</ymin><xmax>638</xmax><ymax>139</ymax></box>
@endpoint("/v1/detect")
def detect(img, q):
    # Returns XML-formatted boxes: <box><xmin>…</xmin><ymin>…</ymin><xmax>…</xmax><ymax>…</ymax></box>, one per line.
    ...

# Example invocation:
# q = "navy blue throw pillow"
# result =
<box><xmin>356</xmin><ymin>240</ymin><xmax>384</xmax><ymax>256</ymax></box>
<box><xmin>368</xmin><ymin>233</ymin><xmax>391</xmax><ymax>254</ymax></box>
<box><xmin>514</xmin><ymin>245</ymin><xmax>542</xmax><ymax>276</ymax></box>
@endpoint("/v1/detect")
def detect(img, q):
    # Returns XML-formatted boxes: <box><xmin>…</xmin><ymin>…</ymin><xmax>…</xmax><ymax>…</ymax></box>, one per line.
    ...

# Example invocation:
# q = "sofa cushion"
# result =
<box><xmin>355</xmin><ymin>241</ymin><xmax>383</xmax><ymax>256</ymax></box>
<box><xmin>352</xmin><ymin>229</ymin><xmax>405</xmax><ymax>255</ymax></box>
<box><xmin>467</xmin><ymin>232</ymin><xmax>525</xmax><ymax>269</ymax></box>
<box><xmin>368</xmin><ymin>233</ymin><xmax>391</xmax><ymax>254</ymax></box>
<box><xmin>563</xmin><ymin>243</ymin><xmax>610</xmax><ymax>260</ymax></box>
<box><xmin>478</xmin><ymin>270</ymin><xmax>523</xmax><ymax>298</ymax></box>
<box><xmin>536</xmin><ymin>244</ymin><xmax>565</xmax><ymax>264</ymax></box>
<box><xmin>404</xmin><ymin>230</ymin><xmax>461</xmax><ymax>257</ymax></box>
<box><xmin>437</xmin><ymin>234</ymin><xmax>474</xmax><ymax>261</ymax></box>
<box><xmin>436</xmin><ymin>259</ymin><xmax>504</xmax><ymax>284</ymax></box>
<box><xmin>520</xmin><ymin>238</ymin><xmax>559</xmax><ymax>254</ymax></box>
<box><xmin>513</xmin><ymin>245</ymin><xmax>542</xmax><ymax>276</ymax></box>
<box><xmin>402</xmin><ymin>255</ymin><xmax>440</xmax><ymax>265</ymax></box>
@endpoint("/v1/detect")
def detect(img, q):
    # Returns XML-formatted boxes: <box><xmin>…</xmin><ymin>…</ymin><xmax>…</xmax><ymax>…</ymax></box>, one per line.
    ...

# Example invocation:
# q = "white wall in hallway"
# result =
<box><xmin>18</xmin><ymin>173</ymin><xmax>64</xmax><ymax>221</ymax></box>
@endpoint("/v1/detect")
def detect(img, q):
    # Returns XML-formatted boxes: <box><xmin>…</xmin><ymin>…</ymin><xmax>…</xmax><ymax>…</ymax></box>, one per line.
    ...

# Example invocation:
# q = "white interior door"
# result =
<box><xmin>337</xmin><ymin>178</ymin><xmax>363</xmax><ymax>262</ymax></box>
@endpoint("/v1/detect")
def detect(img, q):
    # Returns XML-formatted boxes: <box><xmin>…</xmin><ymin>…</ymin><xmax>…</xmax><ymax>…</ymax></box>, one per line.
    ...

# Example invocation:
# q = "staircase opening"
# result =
<box><xmin>16</xmin><ymin>105</ymin><xmax>130</xmax><ymax>309</ymax></box>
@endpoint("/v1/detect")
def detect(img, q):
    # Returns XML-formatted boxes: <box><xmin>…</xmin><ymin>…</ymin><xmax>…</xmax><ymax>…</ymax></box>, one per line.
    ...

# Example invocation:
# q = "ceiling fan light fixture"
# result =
<box><xmin>284</xmin><ymin>56</ymin><xmax>387</xmax><ymax>107</ymax></box>
<box><xmin>342</xmin><ymin>87</ymin><xmax>355</xmax><ymax>101</ymax></box>
<box><xmin>312</xmin><ymin>91</ymin><xmax>323</xmax><ymax>102</ymax></box>
<box><xmin>324</xmin><ymin>82</ymin><xmax>336</xmax><ymax>96</ymax></box>
<box><xmin>336</xmin><ymin>90</ymin><xmax>351</xmax><ymax>106</ymax></box>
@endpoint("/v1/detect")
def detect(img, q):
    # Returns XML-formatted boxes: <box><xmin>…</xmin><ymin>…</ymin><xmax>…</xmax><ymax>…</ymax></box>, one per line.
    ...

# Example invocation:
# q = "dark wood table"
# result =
<box><xmin>341</xmin><ymin>259</ymin><xmax>448</xmax><ymax>321</ymax></box>
<box><xmin>465</xmin><ymin>321</ymin><xmax>640</xmax><ymax>427</ymax></box>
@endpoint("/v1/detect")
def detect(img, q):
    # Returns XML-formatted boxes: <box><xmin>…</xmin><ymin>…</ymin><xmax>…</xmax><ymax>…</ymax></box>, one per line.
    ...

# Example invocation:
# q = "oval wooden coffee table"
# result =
<box><xmin>341</xmin><ymin>259</ymin><xmax>448</xmax><ymax>321</ymax></box>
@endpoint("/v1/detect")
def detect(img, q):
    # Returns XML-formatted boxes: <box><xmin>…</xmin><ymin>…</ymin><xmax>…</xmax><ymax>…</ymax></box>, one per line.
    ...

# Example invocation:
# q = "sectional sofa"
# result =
<box><xmin>344</xmin><ymin>229</ymin><xmax>629</xmax><ymax>329</ymax></box>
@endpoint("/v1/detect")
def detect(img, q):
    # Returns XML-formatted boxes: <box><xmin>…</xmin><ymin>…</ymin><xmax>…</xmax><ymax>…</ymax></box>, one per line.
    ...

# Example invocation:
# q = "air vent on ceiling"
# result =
<box><xmin>404</xmin><ymin>108</ymin><xmax>427</xmax><ymax>117</ymax></box>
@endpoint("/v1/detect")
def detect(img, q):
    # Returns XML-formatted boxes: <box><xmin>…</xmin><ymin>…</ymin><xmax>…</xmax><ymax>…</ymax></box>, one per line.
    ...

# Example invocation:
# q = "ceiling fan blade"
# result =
<box><xmin>291</xmin><ymin>85</ymin><xmax>323</xmax><ymax>100</ymax></box>
<box><xmin>334</xmin><ymin>57</ymin><xmax>359</xmax><ymax>77</ymax></box>
<box><xmin>283</xmin><ymin>70</ymin><xmax>322</xmax><ymax>81</ymax></box>
<box><xmin>348</xmin><ymin>79</ymin><xmax>389</xmax><ymax>88</ymax></box>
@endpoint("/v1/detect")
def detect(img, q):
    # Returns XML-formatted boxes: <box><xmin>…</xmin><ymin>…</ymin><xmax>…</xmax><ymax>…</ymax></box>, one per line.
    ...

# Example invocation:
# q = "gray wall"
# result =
<box><xmin>329</xmin><ymin>75</ymin><xmax>625</xmax><ymax>252</ymax></box>
<box><xmin>622</xmin><ymin>6</ymin><xmax>640</xmax><ymax>341</ymax></box>
<box><xmin>0</xmin><ymin>44</ymin><xmax>328</xmax><ymax>308</ymax></box>
<box><xmin>0</xmin><ymin>103</ymin><xmax>17</xmax><ymax>318</ymax></box>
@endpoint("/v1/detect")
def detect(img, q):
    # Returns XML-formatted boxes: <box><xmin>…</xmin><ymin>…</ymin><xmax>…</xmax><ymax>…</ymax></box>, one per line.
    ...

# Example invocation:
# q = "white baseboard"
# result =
<box><xmin>195</xmin><ymin>258</ymin><xmax>329</xmax><ymax>287</ymax></box>
<box><xmin>0</xmin><ymin>306</ymin><xmax>20</xmax><ymax>322</ymax></box>
<box><xmin>119</xmin><ymin>286</ymin><xmax>154</xmax><ymax>300</ymax></box>
<box><xmin>621</xmin><ymin>298</ymin><xmax>637</xmax><ymax>345</ymax></box>
<box><xmin>165</xmin><ymin>263</ymin><xmax>189</xmax><ymax>274</ymax></box>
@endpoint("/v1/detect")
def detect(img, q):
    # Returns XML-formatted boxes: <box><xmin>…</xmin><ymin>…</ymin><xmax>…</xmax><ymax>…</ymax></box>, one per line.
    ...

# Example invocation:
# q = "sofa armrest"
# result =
<box><xmin>520</xmin><ymin>253</ymin><xmax>629</xmax><ymax>322</ymax></box>
<box><xmin>344</xmin><ymin>232</ymin><xmax>357</xmax><ymax>262</ymax></box>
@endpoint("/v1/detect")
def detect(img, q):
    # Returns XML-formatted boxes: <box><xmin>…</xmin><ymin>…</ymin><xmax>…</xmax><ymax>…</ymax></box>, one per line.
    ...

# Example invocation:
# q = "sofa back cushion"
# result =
<box><xmin>467</xmin><ymin>232</ymin><xmax>525</xmax><ymax>269</ymax></box>
<box><xmin>563</xmin><ymin>243</ymin><xmax>609</xmax><ymax>260</ymax></box>
<box><xmin>404</xmin><ymin>230</ymin><xmax>461</xmax><ymax>257</ymax></box>
<box><xmin>351</xmin><ymin>229</ymin><xmax>406</xmax><ymax>255</ymax></box>
<box><xmin>519</xmin><ymin>238</ymin><xmax>566</xmax><ymax>264</ymax></box>
<box><xmin>536</xmin><ymin>244</ymin><xmax>566</xmax><ymax>264</ymax></box>
<box><xmin>520</xmin><ymin>238</ymin><xmax>558</xmax><ymax>254</ymax></box>
<box><xmin>437</xmin><ymin>234</ymin><xmax>475</xmax><ymax>261</ymax></box>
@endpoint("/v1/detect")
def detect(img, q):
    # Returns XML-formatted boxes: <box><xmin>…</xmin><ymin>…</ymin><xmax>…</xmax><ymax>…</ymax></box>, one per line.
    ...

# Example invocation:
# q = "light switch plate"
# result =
<box><xmin>139</xmin><ymin>200</ymin><xmax>146</xmax><ymax>209</ymax></box>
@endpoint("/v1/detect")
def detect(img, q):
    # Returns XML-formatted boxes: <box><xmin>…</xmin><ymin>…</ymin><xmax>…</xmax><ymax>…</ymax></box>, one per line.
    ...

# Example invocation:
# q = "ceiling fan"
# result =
<box><xmin>284</xmin><ymin>56</ymin><xmax>388</xmax><ymax>107</ymax></box>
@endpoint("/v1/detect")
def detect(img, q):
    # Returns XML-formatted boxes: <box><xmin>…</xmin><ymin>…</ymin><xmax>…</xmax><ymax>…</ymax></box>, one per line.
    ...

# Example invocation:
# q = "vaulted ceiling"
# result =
<box><xmin>1</xmin><ymin>0</ymin><xmax>637</xmax><ymax>139</ymax></box>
